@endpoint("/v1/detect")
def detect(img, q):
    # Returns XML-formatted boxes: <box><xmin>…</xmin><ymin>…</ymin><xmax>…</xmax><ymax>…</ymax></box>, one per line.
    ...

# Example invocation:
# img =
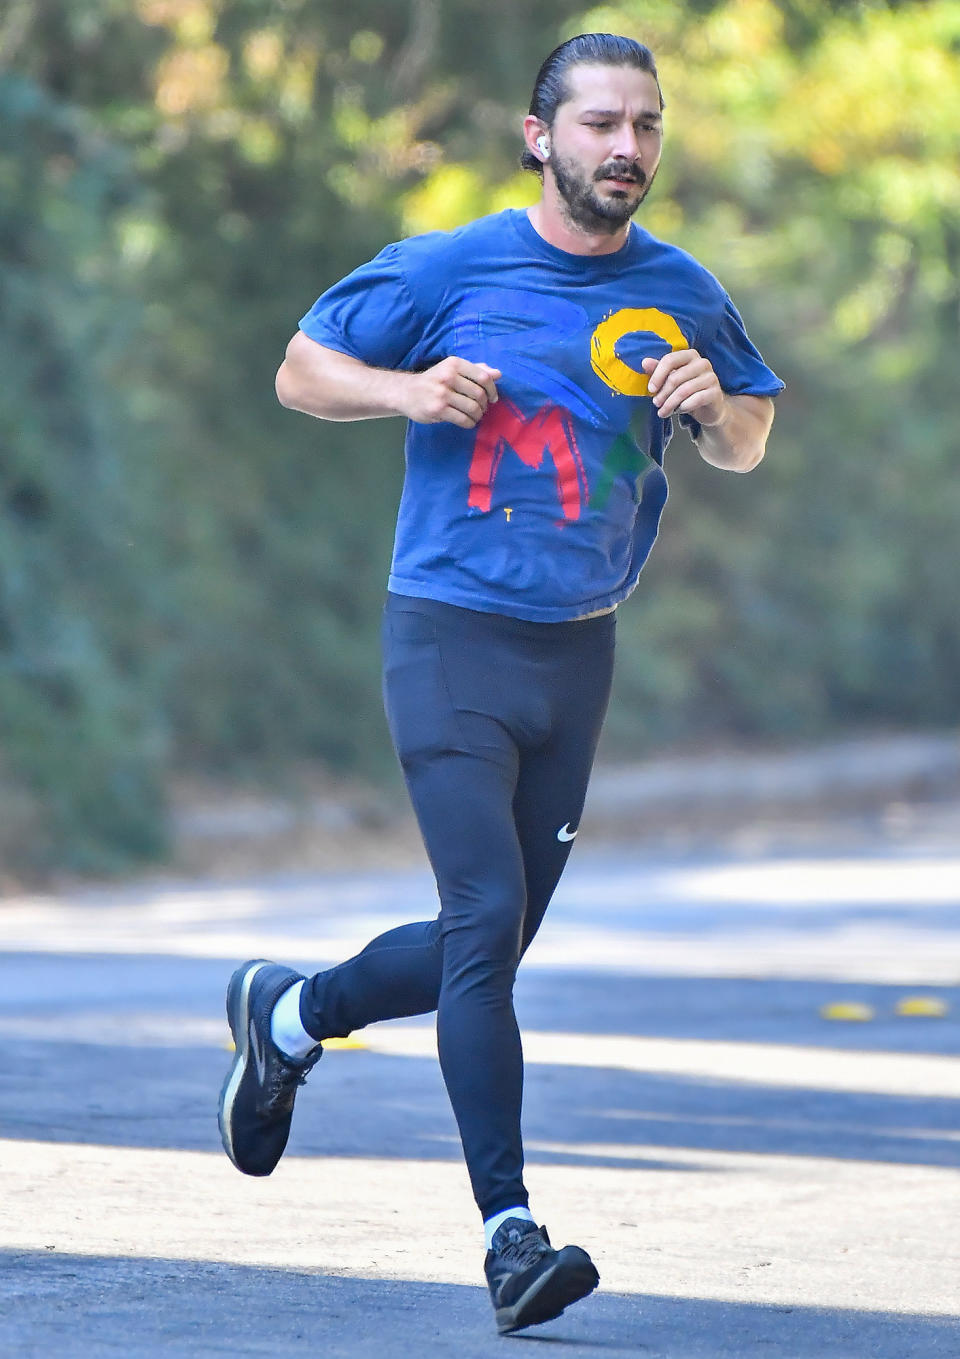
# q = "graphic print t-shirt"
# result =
<box><xmin>300</xmin><ymin>209</ymin><xmax>784</xmax><ymax>622</ymax></box>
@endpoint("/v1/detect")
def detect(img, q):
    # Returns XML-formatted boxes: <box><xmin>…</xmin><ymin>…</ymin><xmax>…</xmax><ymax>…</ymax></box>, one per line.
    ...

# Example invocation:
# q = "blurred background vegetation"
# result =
<box><xmin>0</xmin><ymin>0</ymin><xmax>957</xmax><ymax>872</ymax></box>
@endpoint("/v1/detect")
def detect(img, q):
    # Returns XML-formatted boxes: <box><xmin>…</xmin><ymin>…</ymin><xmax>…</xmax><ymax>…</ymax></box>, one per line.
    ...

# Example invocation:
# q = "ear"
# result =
<box><xmin>522</xmin><ymin>115</ymin><xmax>550</xmax><ymax>163</ymax></box>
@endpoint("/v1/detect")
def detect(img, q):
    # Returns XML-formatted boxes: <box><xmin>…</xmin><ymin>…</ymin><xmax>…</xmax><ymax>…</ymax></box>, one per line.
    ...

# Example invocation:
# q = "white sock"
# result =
<box><xmin>483</xmin><ymin>1205</ymin><xmax>535</xmax><ymax>1250</ymax></box>
<box><xmin>270</xmin><ymin>980</ymin><xmax>319</xmax><ymax>1061</ymax></box>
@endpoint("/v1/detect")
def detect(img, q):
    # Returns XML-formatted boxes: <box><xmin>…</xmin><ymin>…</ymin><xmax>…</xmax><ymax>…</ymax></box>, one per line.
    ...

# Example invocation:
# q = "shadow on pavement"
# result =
<box><xmin>1</xmin><ymin>952</ymin><xmax>958</xmax><ymax>1169</ymax></box>
<box><xmin>2</xmin><ymin>1032</ymin><xmax>958</xmax><ymax>1171</ymax></box>
<box><xmin>1</xmin><ymin>1250</ymin><xmax>957</xmax><ymax>1358</ymax></box>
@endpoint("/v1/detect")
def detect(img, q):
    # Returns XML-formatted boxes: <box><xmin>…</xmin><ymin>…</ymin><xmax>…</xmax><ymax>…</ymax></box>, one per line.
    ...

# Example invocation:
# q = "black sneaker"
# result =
<box><xmin>218</xmin><ymin>959</ymin><xmax>322</xmax><ymax>1176</ymax></box>
<box><xmin>484</xmin><ymin>1218</ymin><xmax>599</xmax><ymax>1334</ymax></box>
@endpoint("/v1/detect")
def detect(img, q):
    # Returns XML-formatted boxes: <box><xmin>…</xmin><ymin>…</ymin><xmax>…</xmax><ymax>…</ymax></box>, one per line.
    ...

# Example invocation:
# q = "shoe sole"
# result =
<box><xmin>218</xmin><ymin>958</ymin><xmax>271</xmax><ymax>1172</ymax></box>
<box><xmin>495</xmin><ymin>1251</ymin><xmax>600</xmax><ymax>1334</ymax></box>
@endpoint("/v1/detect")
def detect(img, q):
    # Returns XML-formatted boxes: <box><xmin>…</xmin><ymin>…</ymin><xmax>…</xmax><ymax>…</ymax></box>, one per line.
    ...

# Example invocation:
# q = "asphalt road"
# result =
<box><xmin>1</xmin><ymin>835</ymin><xmax>959</xmax><ymax>1357</ymax></box>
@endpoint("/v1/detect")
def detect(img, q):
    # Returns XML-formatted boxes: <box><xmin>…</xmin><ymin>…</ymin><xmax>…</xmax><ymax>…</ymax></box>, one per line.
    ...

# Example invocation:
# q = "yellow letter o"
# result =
<box><xmin>591</xmin><ymin>307</ymin><xmax>690</xmax><ymax>397</ymax></box>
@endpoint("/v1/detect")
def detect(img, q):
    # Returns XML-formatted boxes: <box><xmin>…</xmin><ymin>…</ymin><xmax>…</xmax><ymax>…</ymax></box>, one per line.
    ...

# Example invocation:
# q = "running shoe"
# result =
<box><xmin>484</xmin><ymin>1218</ymin><xmax>599</xmax><ymax>1334</ymax></box>
<box><xmin>218</xmin><ymin>958</ymin><xmax>321</xmax><ymax>1176</ymax></box>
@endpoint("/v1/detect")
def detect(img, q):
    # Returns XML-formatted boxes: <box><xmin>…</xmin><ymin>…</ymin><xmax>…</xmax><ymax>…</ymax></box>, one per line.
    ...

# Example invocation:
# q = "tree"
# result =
<box><xmin>0</xmin><ymin>73</ymin><xmax>167</xmax><ymax>869</ymax></box>
<box><xmin>1</xmin><ymin>0</ymin><xmax>958</xmax><ymax>869</ymax></box>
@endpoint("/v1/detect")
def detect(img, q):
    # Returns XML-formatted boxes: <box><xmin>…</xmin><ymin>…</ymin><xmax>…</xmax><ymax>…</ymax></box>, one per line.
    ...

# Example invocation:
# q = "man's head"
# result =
<box><xmin>522</xmin><ymin>34</ymin><xmax>664</xmax><ymax>236</ymax></box>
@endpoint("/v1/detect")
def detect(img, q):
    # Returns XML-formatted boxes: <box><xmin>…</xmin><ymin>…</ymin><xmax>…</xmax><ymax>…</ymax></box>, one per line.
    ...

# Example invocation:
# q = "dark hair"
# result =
<box><xmin>521</xmin><ymin>33</ymin><xmax>664</xmax><ymax>175</ymax></box>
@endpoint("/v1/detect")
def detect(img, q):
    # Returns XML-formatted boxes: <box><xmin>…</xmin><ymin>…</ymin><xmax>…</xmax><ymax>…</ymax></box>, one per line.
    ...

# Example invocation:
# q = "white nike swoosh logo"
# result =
<box><xmin>557</xmin><ymin>823</ymin><xmax>578</xmax><ymax>842</ymax></box>
<box><xmin>250</xmin><ymin>1016</ymin><xmax>267</xmax><ymax>1085</ymax></box>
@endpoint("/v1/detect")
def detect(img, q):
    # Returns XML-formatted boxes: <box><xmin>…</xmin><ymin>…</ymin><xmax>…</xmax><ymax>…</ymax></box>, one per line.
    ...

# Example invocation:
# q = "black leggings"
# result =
<box><xmin>299</xmin><ymin>593</ymin><xmax>616</xmax><ymax>1220</ymax></box>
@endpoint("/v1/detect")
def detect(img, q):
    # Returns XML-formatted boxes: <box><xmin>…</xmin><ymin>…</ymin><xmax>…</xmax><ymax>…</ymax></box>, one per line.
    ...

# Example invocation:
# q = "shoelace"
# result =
<box><xmin>497</xmin><ymin>1229</ymin><xmax>552</xmax><ymax>1270</ymax></box>
<box><xmin>286</xmin><ymin>1049</ymin><xmax>321</xmax><ymax>1085</ymax></box>
<box><xmin>270</xmin><ymin>1048</ymin><xmax>321</xmax><ymax>1102</ymax></box>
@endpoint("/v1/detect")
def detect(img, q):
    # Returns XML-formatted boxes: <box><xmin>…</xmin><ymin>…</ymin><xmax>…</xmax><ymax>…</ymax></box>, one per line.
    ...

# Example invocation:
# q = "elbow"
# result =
<box><xmin>275</xmin><ymin>361</ymin><xmax>296</xmax><ymax>409</ymax></box>
<box><xmin>698</xmin><ymin>430</ymin><xmax>768</xmax><ymax>473</ymax></box>
<box><xmin>739</xmin><ymin>441</ymin><xmax>767</xmax><ymax>473</ymax></box>
<box><xmin>732</xmin><ymin>406</ymin><xmax>773</xmax><ymax>472</ymax></box>
<box><xmin>732</xmin><ymin>396</ymin><xmax>773</xmax><ymax>471</ymax></box>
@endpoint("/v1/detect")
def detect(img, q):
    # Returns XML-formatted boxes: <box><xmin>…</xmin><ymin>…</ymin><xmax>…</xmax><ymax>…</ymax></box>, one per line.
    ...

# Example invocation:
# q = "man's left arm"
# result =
<box><xmin>641</xmin><ymin>351</ymin><xmax>774</xmax><ymax>472</ymax></box>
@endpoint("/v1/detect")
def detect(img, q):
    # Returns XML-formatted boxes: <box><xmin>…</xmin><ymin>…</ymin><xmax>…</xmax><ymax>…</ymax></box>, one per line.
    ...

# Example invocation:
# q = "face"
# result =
<box><xmin>545</xmin><ymin>63</ymin><xmax>663</xmax><ymax>234</ymax></box>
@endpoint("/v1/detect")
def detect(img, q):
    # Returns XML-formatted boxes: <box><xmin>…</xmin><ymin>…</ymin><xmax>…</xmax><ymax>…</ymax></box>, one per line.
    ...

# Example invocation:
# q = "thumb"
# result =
<box><xmin>640</xmin><ymin>357</ymin><xmax>658</xmax><ymax>373</ymax></box>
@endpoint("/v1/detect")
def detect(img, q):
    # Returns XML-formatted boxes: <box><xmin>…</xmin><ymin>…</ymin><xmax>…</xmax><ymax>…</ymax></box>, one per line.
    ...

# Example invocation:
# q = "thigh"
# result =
<box><xmin>514</xmin><ymin>621</ymin><xmax>616</xmax><ymax>954</ymax></box>
<box><xmin>408</xmin><ymin>750</ymin><xmax>529</xmax><ymax>969</ymax></box>
<box><xmin>382</xmin><ymin>600</ymin><xmax>527</xmax><ymax>956</ymax></box>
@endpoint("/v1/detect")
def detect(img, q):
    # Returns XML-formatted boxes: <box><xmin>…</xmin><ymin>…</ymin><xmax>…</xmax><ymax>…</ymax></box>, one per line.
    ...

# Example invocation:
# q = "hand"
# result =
<box><xmin>642</xmin><ymin>351</ymin><xmax>726</xmax><ymax>425</ymax></box>
<box><xmin>402</xmin><ymin>356</ymin><xmax>501</xmax><ymax>429</ymax></box>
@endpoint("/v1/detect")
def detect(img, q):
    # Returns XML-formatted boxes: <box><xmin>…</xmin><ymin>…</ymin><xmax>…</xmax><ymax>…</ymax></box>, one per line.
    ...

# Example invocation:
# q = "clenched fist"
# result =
<box><xmin>402</xmin><ymin>357</ymin><xmax>502</xmax><ymax>429</ymax></box>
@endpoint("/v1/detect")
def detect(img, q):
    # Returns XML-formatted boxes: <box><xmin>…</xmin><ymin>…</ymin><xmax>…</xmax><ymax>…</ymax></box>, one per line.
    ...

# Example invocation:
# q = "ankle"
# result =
<box><xmin>270</xmin><ymin>980</ymin><xmax>320</xmax><ymax>1061</ymax></box>
<box><xmin>483</xmin><ymin>1206</ymin><xmax>535</xmax><ymax>1250</ymax></box>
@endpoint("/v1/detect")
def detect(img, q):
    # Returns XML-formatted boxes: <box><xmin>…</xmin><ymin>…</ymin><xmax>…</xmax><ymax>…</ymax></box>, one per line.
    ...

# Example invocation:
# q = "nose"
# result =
<box><xmin>611</xmin><ymin>123</ymin><xmax>642</xmax><ymax>163</ymax></box>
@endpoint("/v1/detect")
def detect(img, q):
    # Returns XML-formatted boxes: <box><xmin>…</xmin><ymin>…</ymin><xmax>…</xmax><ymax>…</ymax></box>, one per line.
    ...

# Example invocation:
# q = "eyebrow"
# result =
<box><xmin>580</xmin><ymin>108</ymin><xmax>663</xmax><ymax>122</ymax></box>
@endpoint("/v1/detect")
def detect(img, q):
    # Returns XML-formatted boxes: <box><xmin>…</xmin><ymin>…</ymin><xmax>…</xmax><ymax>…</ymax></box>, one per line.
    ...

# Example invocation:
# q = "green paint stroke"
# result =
<box><xmin>589</xmin><ymin>432</ymin><xmax>652</xmax><ymax>510</ymax></box>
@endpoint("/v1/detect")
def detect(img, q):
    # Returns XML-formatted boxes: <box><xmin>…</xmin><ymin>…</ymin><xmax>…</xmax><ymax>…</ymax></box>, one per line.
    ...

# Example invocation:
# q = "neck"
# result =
<box><xmin>527</xmin><ymin>193</ymin><xmax>631</xmax><ymax>257</ymax></box>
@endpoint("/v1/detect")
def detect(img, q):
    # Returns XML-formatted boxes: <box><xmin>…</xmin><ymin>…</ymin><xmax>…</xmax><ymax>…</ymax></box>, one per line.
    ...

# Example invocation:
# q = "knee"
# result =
<box><xmin>440</xmin><ymin>889</ymin><xmax>524</xmax><ymax>982</ymax></box>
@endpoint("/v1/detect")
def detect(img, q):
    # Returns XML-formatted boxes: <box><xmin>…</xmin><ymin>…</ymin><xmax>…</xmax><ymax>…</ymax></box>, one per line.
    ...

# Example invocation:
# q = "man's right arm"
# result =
<box><xmin>275</xmin><ymin>331</ymin><xmax>501</xmax><ymax>430</ymax></box>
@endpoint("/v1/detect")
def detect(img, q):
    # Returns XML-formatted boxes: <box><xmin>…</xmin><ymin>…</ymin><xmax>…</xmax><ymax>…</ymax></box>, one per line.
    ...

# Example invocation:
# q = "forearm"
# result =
<box><xmin>692</xmin><ymin>394</ymin><xmax>774</xmax><ymax>472</ymax></box>
<box><xmin>276</xmin><ymin>331</ymin><xmax>501</xmax><ymax>429</ymax></box>
<box><xmin>642</xmin><ymin>352</ymin><xmax>775</xmax><ymax>472</ymax></box>
<box><xmin>276</xmin><ymin>335</ymin><xmax>412</xmax><ymax>422</ymax></box>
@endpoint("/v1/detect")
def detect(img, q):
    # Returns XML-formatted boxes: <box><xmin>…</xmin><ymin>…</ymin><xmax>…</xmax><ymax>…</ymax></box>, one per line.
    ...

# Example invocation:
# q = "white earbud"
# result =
<box><xmin>536</xmin><ymin>135</ymin><xmax>550</xmax><ymax>159</ymax></box>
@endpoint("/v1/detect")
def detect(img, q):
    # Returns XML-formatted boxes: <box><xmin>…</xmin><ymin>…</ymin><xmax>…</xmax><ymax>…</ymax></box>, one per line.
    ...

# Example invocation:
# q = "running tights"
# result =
<box><xmin>298</xmin><ymin>593</ymin><xmax>615</xmax><ymax>1220</ymax></box>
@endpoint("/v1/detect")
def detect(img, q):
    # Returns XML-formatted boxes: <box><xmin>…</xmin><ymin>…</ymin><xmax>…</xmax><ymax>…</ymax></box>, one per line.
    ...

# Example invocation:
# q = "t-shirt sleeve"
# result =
<box><xmin>679</xmin><ymin>293</ymin><xmax>784</xmax><ymax>439</ymax></box>
<box><xmin>700</xmin><ymin>295</ymin><xmax>784</xmax><ymax>398</ymax></box>
<box><xmin>298</xmin><ymin>242</ymin><xmax>426</xmax><ymax>370</ymax></box>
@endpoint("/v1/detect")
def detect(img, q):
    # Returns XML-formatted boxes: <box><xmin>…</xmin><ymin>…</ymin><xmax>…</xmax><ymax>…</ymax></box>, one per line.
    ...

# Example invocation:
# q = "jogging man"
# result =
<box><xmin>218</xmin><ymin>33</ymin><xmax>783</xmax><ymax>1335</ymax></box>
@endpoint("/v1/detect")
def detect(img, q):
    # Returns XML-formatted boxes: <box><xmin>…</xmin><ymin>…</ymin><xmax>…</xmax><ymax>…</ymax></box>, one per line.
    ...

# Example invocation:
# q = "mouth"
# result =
<box><xmin>596</xmin><ymin>168</ymin><xmax>645</xmax><ymax>190</ymax></box>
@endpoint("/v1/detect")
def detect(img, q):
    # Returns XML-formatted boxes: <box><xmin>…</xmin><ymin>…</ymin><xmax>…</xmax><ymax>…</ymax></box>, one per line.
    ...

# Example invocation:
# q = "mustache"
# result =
<box><xmin>595</xmin><ymin>161</ymin><xmax>646</xmax><ymax>185</ymax></box>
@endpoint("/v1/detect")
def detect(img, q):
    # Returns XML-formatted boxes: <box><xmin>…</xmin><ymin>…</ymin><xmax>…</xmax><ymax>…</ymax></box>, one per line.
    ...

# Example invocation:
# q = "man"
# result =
<box><xmin>218</xmin><ymin>32</ymin><xmax>783</xmax><ymax>1335</ymax></box>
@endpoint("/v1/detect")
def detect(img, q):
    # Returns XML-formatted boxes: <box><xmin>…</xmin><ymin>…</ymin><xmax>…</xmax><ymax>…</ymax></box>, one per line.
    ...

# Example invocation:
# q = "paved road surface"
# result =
<box><xmin>1</xmin><ymin>838</ymin><xmax>959</xmax><ymax>1356</ymax></box>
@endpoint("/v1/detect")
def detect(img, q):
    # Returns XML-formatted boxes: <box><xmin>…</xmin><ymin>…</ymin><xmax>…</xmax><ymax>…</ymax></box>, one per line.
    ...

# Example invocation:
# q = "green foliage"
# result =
<box><xmin>0</xmin><ymin>74</ymin><xmax>167</xmax><ymax>869</ymax></box>
<box><xmin>1</xmin><ymin>0</ymin><xmax>958</xmax><ymax>868</ymax></box>
<box><xmin>585</xmin><ymin>0</ymin><xmax>960</xmax><ymax>754</ymax></box>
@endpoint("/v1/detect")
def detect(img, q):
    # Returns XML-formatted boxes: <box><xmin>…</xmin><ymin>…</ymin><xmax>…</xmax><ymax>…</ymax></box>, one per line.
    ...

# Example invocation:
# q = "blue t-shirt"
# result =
<box><xmin>300</xmin><ymin>208</ymin><xmax>783</xmax><ymax>622</ymax></box>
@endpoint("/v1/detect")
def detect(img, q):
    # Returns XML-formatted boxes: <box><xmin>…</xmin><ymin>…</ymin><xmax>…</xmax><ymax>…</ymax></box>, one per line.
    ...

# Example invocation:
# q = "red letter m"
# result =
<box><xmin>468</xmin><ymin>398</ymin><xmax>588</xmax><ymax>521</ymax></box>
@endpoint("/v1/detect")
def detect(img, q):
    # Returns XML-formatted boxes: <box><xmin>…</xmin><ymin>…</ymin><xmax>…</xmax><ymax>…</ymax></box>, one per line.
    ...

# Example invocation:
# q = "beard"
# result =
<box><xmin>551</xmin><ymin>153</ymin><xmax>656</xmax><ymax>234</ymax></box>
